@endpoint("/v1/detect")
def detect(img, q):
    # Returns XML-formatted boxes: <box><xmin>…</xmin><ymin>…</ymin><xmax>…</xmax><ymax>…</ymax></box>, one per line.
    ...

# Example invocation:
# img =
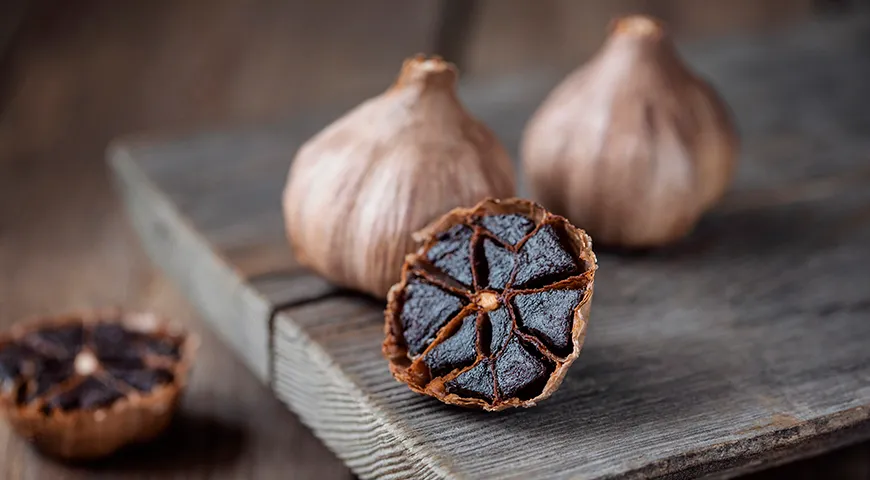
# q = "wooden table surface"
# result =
<box><xmin>1</xmin><ymin>1</ymin><xmax>869</xmax><ymax>478</ymax></box>
<box><xmin>2</xmin><ymin>128</ymin><xmax>868</xmax><ymax>480</ymax></box>
<box><xmin>0</xmin><ymin>152</ymin><xmax>353</xmax><ymax>480</ymax></box>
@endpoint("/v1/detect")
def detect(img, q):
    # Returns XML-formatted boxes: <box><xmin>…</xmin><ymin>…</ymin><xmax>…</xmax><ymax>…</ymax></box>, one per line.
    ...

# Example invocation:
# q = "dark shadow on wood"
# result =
<box><xmin>745</xmin><ymin>436</ymin><xmax>870</xmax><ymax>479</ymax></box>
<box><xmin>246</xmin><ymin>269</ymin><xmax>309</xmax><ymax>284</ymax></box>
<box><xmin>60</xmin><ymin>412</ymin><xmax>247</xmax><ymax>473</ymax></box>
<box><xmin>589</xmin><ymin>205</ymin><xmax>821</xmax><ymax>262</ymax></box>
<box><xmin>592</xmin><ymin>189</ymin><xmax>870</xmax><ymax>266</ymax></box>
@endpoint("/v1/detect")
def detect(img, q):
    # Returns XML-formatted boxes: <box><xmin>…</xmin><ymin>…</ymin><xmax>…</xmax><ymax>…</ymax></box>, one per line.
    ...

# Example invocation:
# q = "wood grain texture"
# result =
<box><xmin>108</xmin><ymin>121</ymin><xmax>348</xmax><ymax>382</ymax></box>
<box><xmin>111</xmin><ymin>14</ymin><xmax>870</xmax><ymax>480</ymax></box>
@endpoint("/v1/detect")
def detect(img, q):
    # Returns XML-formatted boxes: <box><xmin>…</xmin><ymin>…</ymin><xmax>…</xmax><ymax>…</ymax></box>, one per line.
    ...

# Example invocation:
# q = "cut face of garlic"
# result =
<box><xmin>521</xmin><ymin>15</ymin><xmax>738</xmax><ymax>248</ymax></box>
<box><xmin>383</xmin><ymin>198</ymin><xmax>596</xmax><ymax>411</ymax></box>
<box><xmin>283</xmin><ymin>55</ymin><xmax>516</xmax><ymax>298</ymax></box>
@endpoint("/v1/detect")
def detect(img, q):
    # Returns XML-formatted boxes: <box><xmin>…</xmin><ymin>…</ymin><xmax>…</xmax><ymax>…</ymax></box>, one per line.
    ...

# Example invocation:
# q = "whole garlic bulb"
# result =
<box><xmin>521</xmin><ymin>15</ymin><xmax>738</xmax><ymax>248</ymax></box>
<box><xmin>283</xmin><ymin>55</ymin><xmax>516</xmax><ymax>298</ymax></box>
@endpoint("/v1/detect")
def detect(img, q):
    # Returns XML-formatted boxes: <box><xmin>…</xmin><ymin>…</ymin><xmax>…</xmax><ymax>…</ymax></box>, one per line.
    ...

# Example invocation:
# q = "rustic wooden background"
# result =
<box><xmin>1</xmin><ymin>0</ymin><xmax>867</xmax><ymax>478</ymax></box>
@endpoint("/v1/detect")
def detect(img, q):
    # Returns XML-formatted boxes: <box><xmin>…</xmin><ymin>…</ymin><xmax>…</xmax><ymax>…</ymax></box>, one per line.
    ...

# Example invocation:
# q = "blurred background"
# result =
<box><xmin>0</xmin><ymin>0</ymin><xmax>868</xmax><ymax>478</ymax></box>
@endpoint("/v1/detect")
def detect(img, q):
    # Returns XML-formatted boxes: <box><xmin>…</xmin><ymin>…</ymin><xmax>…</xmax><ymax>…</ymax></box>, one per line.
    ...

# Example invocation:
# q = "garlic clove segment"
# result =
<box><xmin>283</xmin><ymin>55</ymin><xmax>516</xmax><ymax>299</ymax></box>
<box><xmin>521</xmin><ymin>15</ymin><xmax>738</xmax><ymax>248</ymax></box>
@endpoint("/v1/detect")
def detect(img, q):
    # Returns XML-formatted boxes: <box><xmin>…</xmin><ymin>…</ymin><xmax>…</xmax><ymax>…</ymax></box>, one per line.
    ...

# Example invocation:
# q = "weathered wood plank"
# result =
<box><xmin>110</xmin><ymin>144</ymin><xmax>336</xmax><ymax>382</ymax></box>
<box><xmin>111</xmin><ymin>14</ymin><xmax>870</xmax><ymax>480</ymax></box>
<box><xmin>273</xmin><ymin>297</ymin><xmax>450</xmax><ymax>480</ymax></box>
<box><xmin>272</xmin><ymin>188</ymin><xmax>870</xmax><ymax>479</ymax></box>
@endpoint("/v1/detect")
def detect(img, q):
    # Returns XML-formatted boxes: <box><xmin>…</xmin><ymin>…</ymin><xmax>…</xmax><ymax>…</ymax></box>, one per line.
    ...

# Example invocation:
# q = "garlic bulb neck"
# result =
<box><xmin>390</xmin><ymin>55</ymin><xmax>468</xmax><ymax>130</ymax></box>
<box><xmin>393</xmin><ymin>55</ymin><xmax>459</xmax><ymax>95</ymax></box>
<box><xmin>611</xmin><ymin>15</ymin><xmax>666</xmax><ymax>38</ymax></box>
<box><xmin>596</xmin><ymin>15</ymin><xmax>684</xmax><ymax>79</ymax></box>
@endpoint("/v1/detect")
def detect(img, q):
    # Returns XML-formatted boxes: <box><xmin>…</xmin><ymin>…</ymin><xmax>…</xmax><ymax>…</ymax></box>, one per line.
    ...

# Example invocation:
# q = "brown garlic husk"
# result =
<box><xmin>283</xmin><ymin>55</ymin><xmax>516</xmax><ymax>298</ymax></box>
<box><xmin>521</xmin><ymin>15</ymin><xmax>738</xmax><ymax>248</ymax></box>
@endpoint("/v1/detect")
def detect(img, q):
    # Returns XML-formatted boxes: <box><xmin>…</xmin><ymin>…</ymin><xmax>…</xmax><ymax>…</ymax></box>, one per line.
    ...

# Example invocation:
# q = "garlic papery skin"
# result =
<box><xmin>283</xmin><ymin>55</ymin><xmax>516</xmax><ymax>298</ymax></box>
<box><xmin>521</xmin><ymin>15</ymin><xmax>738</xmax><ymax>248</ymax></box>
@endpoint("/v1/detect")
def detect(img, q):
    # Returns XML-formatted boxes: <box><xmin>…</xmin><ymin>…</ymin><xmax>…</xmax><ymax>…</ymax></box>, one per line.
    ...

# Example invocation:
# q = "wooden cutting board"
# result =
<box><xmin>109</xmin><ymin>16</ymin><xmax>870</xmax><ymax>480</ymax></box>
